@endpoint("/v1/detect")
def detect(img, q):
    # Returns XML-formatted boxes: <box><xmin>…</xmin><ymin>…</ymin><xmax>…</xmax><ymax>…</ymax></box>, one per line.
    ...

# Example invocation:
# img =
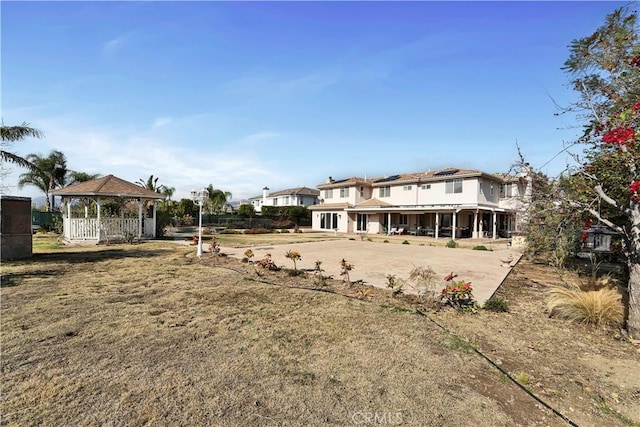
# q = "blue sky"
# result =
<box><xmin>1</xmin><ymin>1</ymin><xmax>627</xmax><ymax>203</ymax></box>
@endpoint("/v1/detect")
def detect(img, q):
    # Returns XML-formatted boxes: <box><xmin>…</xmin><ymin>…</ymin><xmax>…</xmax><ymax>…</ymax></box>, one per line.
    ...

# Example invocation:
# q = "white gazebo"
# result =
<box><xmin>52</xmin><ymin>175</ymin><xmax>164</xmax><ymax>243</ymax></box>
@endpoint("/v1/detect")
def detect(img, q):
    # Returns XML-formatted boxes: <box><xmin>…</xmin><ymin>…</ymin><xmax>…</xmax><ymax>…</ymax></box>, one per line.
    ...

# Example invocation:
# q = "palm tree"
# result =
<box><xmin>205</xmin><ymin>184</ymin><xmax>232</xmax><ymax>215</ymax></box>
<box><xmin>67</xmin><ymin>171</ymin><xmax>101</xmax><ymax>185</ymax></box>
<box><xmin>17</xmin><ymin>150</ymin><xmax>67</xmax><ymax>211</ymax></box>
<box><xmin>159</xmin><ymin>185</ymin><xmax>175</xmax><ymax>211</ymax></box>
<box><xmin>137</xmin><ymin>175</ymin><xmax>161</xmax><ymax>192</ymax></box>
<box><xmin>1</xmin><ymin>122</ymin><xmax>44</xmax><ymax>170</ymax></box>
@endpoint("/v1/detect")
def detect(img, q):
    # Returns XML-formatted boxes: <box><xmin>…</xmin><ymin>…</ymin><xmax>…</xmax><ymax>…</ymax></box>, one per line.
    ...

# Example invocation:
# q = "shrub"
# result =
<box><xmin>285</xmin><ymin>268</ymin><xmax>305</xmax><ymax>277</ymax></box>
<box><xmin>441</xmin><ymin>272</ymin><xmax>477</xmax><ymax>311</ymax></box>
<box><xmin>446</xmin><ymin>239</ymin><xmax>458</xmax><ymax>248</ymax></box>
<box><xmin>407</xmin><ymin>266</ymin><xmax>441</xmax><ymax>310</ymax></box>
<box><xmin>441</xmin><ymin>280</ymin><xmax>477</xmax><ymax>310</ymax></box>
<box><xmin>386</xmin><ymin>274</ymin><xmax>403</xmax><ymax>296</ymax></box>
<box><xmin>483</xmin><ymin>297</ymin><xmax>509</xmax><ymax>312</ymax></box>
<box><xmin>547</xmin><ymin>286</ymin><xmax>623</xmax><ymax>326</ymax></box>
<box><xmin>255</xmin><ymin>253</ymin><xmax>279</xmax><ymax>271</ymax></box>
<box><xmin>472</xmin><ymin>245</ymin><xmax>488</xmax><ymax>251</ymax></box>
<box><xmin>285</xmin><ymin>250</ymin><xmax>302</xmax><ymax>271</ymax></box>
<box><xmin>383</xmin><ymin>240</ymin><xmax>389</xmax><ymax>243</ymax></box>
<box><xmin>402</xmin><ymin>240</ymin><xmax>410</xmax><ymax>245</ymax></box>
<box><xmin>244</xmin><ymin>249</ymin><xmax>254</xmax><ymax>261</ymax></box>
<box><xmin>219</xmin><ymin>228</ymin><xmax>240</xmax><ymax>234</ymax></box>
<box><xmin>340</xmin><ymin>258</ymin><xmax>354</xmax><ymax>284</ymax></box>
<box><xmin>244</xmin><ymin>227</ymin><xmax>271</xmax><ymax>234</ymax></box>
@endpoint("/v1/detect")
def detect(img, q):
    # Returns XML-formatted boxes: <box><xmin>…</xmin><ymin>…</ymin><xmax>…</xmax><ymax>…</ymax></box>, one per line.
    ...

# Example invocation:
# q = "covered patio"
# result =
<box><xmin>344</xmin><ymin>205</ymin><xmax>516</xmax><ymax>240</ymax></box>
<box><xmin>53</xmin><ymin>175</ymin><xmax>164</xmax><ymax>244</ymax></box>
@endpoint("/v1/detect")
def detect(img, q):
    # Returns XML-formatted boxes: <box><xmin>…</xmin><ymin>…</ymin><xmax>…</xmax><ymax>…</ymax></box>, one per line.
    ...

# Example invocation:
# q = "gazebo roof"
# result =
<box><xmin>53</xmin><ymin>175</ymin><xmax>164</xmax><ymax>199</ymax></box>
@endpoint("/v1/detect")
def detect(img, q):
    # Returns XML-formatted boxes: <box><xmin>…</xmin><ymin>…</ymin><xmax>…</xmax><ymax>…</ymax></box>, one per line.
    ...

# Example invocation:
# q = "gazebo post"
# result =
<box><xmin>96</xmin><ymin>198</ymin><xmax>102</xmax><ymax>242</ymax></box>
<box><xmin>138</xmin><ymin>199</ymin><xmax>143</xmax><ymax>239</ymax></box>
<box><xmin>152</xmin><ymin>202</ymin><xmax>157</xmax><ymax>238</ymax></box>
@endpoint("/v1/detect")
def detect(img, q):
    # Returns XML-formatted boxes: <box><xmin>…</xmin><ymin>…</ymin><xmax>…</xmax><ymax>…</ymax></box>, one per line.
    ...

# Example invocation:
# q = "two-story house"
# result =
<box><xmin>309</xmin><ymin>167</ymin><xmax>531</xmax><ymax>239</ymax></box>
<box><xmin>249</xmin><ymin>186</ymin><xmax>320</xmax><ymax>213</ymax></box>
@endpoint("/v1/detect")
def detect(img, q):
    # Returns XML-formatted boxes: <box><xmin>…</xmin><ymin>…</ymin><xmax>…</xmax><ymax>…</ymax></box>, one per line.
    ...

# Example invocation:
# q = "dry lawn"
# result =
<box><xmin>1</xmin><ymin>234</ymin><xmax>638</xmax><ymax>426</ymax></box>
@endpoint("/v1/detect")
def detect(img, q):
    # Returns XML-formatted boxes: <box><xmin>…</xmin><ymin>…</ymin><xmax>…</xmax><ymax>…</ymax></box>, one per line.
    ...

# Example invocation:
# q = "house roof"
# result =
<box><xmin>354</xmin><ymin>198</ymin><xmax>392</xmax><ymax>207</ymax></box>
<box><xmin>316</xmin><ymin>177</ymin><xmax>375</xmax><ymax>189</ymax></box>
<box><xmin>316</xmin><ymin>167</ymin><xmax>507</xmax><ymax>189</ymax></box>
<box><xmin>248</xmin><ymin>186</ymin><xmax>320</xmax><ymax>200</ymax></box>
<box><xmin>53</xmin><ymin>175</ymin><xmax>164</xmax><ymax>199</ymax></box>
<box><xmin>307</xmin><ymin>202</ymin><xmax>351</xmax><ymax>210</ymax></box>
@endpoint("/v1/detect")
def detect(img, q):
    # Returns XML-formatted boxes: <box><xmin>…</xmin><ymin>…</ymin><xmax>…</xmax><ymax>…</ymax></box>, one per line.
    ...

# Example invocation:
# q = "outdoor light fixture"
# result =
<box><xmin>191</xmin><ymin>187</ymin><xmax>209</xmax><ymax>257</ymax></box>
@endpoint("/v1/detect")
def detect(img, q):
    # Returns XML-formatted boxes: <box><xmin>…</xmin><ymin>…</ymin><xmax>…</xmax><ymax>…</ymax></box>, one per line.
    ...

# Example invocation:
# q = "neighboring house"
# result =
<box><xmin>249</xmin><ymin>186</ymin><xmax>320</xmax><ymax>213</ymax></box>
<box><xmin>308</xmin><ymin>167</ymin><xmax>532</xmax><ymax>239</ymax></box>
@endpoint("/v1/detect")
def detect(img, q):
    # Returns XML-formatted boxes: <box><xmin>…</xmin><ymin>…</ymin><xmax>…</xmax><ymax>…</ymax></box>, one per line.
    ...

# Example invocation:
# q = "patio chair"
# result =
<box><xmin>391</xmin><ymin>227</ymin><xmax>405</xmax><ymax>235</ymax></box>
<box><xmin>388</xmin><ymin>227</ymin><xmax>398</xmax><ymax>235</ymax></box>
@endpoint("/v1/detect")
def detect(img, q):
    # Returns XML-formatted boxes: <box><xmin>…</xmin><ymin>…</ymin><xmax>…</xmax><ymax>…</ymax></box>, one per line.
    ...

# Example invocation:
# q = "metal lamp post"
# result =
<box><xmin>191</xmin><ymin>187</ymin><xmax>209</xmax><ymax>257</ymax></box>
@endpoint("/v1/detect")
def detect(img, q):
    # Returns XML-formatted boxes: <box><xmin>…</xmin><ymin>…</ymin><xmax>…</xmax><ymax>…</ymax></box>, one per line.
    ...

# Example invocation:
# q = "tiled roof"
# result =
<box><xmin>316</xmin><ymin>177</ymin><xmax>375</xmax><ymax>189</ymax></box>
<box><xmin>248</xmin><ymin>186</ymin><xmax>320</xmax><ymax>199</ymax></box>
<box><xmin>269</xmin><ymin>186</ymin><xmax>320</xmax><ymax>197</ymax></box>
<box><xmin>354</xmin><ymin>198</ymin><xmax>392</xmax><ymax>207</ymax></box>
<box><xmin>307</xmin><ymin>202</ymin><xmax>351</xmax><ymax>210</ymax></box>
<box><xmin>53</xmin><ymin>175</ymin><xmax>164</xmax><ymax>199</ymax></box>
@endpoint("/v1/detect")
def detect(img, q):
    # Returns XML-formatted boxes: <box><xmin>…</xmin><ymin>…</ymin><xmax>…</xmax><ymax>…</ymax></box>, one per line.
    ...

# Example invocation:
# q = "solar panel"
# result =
<box><xmin>375</xmin><ymin>175</ymin><xmax>400</xmax><ymax>183</ymax></box>
<box><xmin>433</xmin><ymin>169</ymin><xmax>459</xmax><ymax>176</ymax></box>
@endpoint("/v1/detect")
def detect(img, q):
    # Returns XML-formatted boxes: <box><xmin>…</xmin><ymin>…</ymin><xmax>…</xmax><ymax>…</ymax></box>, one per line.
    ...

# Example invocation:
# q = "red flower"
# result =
<box><xmin>602</xmin><ymin>127</ymin><xmax>635</xmax><ymax>145</ymax></box>
<box><xmin>633</xmin><ymin>103</ymin><xmax>640</xmax><ymax>112</ymax></box>
<box><xmin>630</xmin><ymin>181</ymin><xmax>640</xmax><ymax>201</ymax></box>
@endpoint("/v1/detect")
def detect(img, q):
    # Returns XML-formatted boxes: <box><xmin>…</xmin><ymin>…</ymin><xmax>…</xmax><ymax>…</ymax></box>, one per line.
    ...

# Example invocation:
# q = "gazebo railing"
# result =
<box><xmin>65</xmin><ymin>218</ymin><xmax>150</xmax><ymax>241</ymax></box>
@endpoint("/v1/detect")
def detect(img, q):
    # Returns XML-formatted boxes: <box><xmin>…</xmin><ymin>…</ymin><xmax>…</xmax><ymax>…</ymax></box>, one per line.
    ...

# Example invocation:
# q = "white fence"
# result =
<box><xmin>64</xmin><ymin>218</ymin><xmax>154</xmax><ymax>241</ymax></box>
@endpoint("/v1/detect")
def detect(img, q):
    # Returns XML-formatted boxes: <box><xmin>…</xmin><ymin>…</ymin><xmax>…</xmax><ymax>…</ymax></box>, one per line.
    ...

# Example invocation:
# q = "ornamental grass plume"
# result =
<box><xmin>547</xmin><ymin>278</ymin><xmax>623</xmax><ymax>326</ymax></box>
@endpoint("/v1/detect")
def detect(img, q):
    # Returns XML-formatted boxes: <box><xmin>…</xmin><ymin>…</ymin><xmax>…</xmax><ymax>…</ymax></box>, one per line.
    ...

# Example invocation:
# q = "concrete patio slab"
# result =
<box><xmin>223</xmin><ymin>239</ymin><xmax>522</xmax><ymax>305</ymax></box>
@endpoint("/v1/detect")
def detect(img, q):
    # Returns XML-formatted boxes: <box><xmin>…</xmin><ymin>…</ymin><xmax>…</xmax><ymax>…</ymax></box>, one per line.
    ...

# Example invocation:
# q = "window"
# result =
<box><xmin>284</xmin><ymin>196</ymin><xmax>290</xmax><ymax>204</ymax></box>
<box><xmin>445</xmin><ymin>179</ymin><xmax>463</xmax><ymax>194</ymax></box>
<box><xmin>379</xmin><ymin>186</ymin><xmax>391</xmax><ymax>197</ymax></box>
<box><xmin>421</xmin><ymin>184</ymin><xmax>431</xmax><ymax>190</ymax></box>
<box><xmin>340</xmin><ymin>187</ymin><xmax>349</xmax><ymax>198</ymax></box>
<box><xmin>490</xmin><ymin>183</ymin><xmax>494</xmax><ymax>196</ymax></box>
<box><xmin>403</xmin><ymin>185</ymin><xmax>412</xmax><ymax>191</ymax></box>
<box><xmin>273</xmin><ymin>198</ymin><xmax>278</xmax><ymax>206</ymax></box>
<box><xmin>320</xmin><ymin>212</ymin><xmax>339</xmax><ymax>230</ymax></box>
<box><xmin>325</xmin><ymin>189</ymin><xmax>333</xmax><ymax>199</ymax></box>
<box><xmin>500</xmin><ymin>183</ymin><xmax>513</xmax><ymax>198</ymax></box>
<box><xmin>356</xmin><ymin>213</ymin><xmax>367</xmax><ymax>232</ymax></box>
<box><xmin>399</xmin><ymin>214</ymin><xmax>408</xmax><ymax>225</ymax></box>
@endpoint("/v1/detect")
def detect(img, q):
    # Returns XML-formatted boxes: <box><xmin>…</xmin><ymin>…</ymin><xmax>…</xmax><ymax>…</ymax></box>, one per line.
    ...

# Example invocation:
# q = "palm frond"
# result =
<box><xmin>1</xmin><ymin>123</ymin><xmax>44</xmax><ymax>142</ymax></box>
<box><xmin>1</xmin><ymin>150</ymin><xmax>36</xmax><ymax>170</ymax></box>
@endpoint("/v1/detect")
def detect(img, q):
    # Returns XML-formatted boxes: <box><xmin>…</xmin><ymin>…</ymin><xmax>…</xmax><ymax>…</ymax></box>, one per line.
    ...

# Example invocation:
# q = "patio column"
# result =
<box><xmin>452</xmin><ymin>210</ymin><xmax>457</xmax><ymax>240</ymax></box>
<box><xmin>84</xmin><ymin>205</ymin><xmax>88</xmax><ymax>218</ymax></box>
<box><xmin>435</xmin><ymin>212</ymin><xmax>440</xmax><ymax>239</ymax></box>
<box><xmin>138</xmin><ymin>200</ymin><xmax>143</xmax><ymax>239</ymax></box>
<box><xmin>473</xmin><ymin>211</ymin><xmax>479</xmax><ymax>239</ymax></box>
<box><xmin>67</xmin><ymin>201</ymin><xmax>72</xmax><ymax>219</ymax></box>
<box><xmin>492</xmin><ymin>211</ymin><xmax>497</xmax><ymax>240</ymax></box>
<box><xmin>387</xmin><ymin>212</ymin><xmax>391</xmax><ymax>234</ymax></box>
<box><xmin>479</xmin><ymin>213</ymin><xmax>484</xmax><ymax>237</ymax></box>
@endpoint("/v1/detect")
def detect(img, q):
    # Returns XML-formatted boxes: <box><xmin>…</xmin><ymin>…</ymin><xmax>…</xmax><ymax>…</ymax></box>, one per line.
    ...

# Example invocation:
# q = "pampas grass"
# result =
<box><xmin>547</xmin><ymin>279</ymin><xmax>623</xmax><ymax>326</ymax></box>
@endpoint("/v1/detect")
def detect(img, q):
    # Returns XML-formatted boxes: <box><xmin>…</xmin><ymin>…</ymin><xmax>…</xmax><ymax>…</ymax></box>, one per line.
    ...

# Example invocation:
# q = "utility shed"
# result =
<box><xmin>1</xmin><ymin>196</ymin><xmax>33</xmax><ymax>259</ymax></box>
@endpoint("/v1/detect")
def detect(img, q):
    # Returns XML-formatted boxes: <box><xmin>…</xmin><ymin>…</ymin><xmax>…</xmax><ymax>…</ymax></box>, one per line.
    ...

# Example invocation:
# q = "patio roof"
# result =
<box><xmin>53</xmin><ymin>175</ymin><xmax>164</xmax><ymax>199</ymax></box>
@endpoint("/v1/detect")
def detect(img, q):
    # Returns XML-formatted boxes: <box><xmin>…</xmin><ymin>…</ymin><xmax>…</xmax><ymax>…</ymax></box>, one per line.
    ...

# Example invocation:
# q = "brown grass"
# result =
<box><xmin>1</xmin><ymin>237</ymin><xmax>551</xmax><ymax>426</ymax></box>
<box><xmin>547</xmin><ymin>286</ymin><xmax>624</xmax><ymax>326</ymax></box>
<box><xmin>547</xmin><ymin>273</ymin><xmax>624</xmax><ymax>327</ymax></box>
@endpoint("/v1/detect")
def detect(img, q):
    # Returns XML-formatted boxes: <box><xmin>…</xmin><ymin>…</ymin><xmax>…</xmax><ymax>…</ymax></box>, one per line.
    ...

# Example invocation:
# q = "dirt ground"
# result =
<box><xmin>1</xmin><ymin>235</ymin><xmax>639</xmax><ymax>426</ymax></box>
